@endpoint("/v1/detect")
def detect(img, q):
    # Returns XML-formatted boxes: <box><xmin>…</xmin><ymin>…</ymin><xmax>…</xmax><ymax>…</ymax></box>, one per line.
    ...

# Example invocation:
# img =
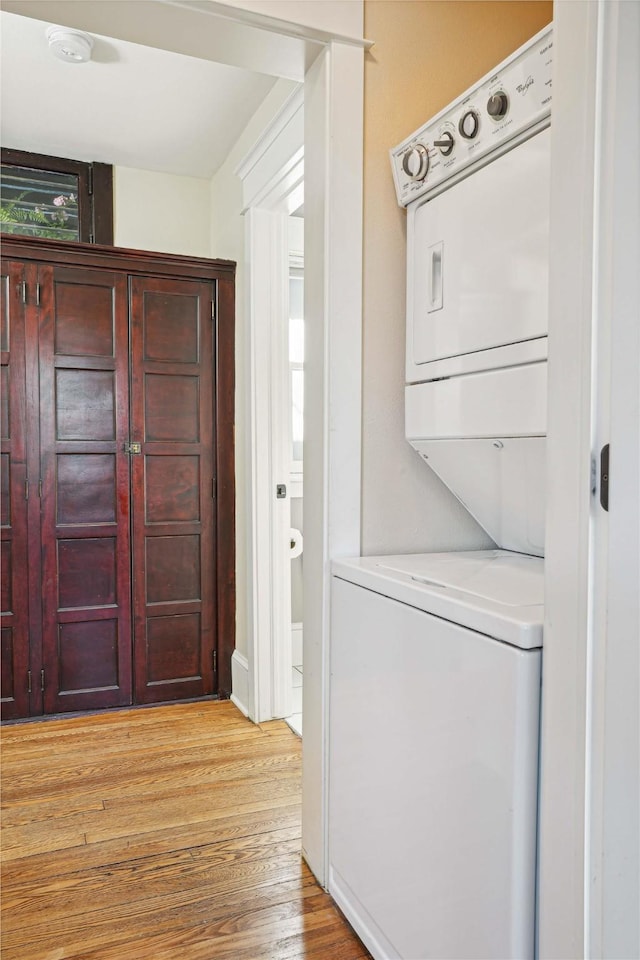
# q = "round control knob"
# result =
<box><xmin>434</xmin><ymin>131</ymin><xmax>455</xmax><ymax>157</ymax></box>
<box><xmin>401</xmin><ymin>143</ymin><xmax>429</xmax><ymax>182</ymax></box>
<box><xmin>487</xmin><ymin>91</ymin><xmax>509</xmax><ymax>120</ymax></box>
<box><xmin>459</xmin><ymin>110</ymin><xmax>479</xmax><ymax>139</ymax></box>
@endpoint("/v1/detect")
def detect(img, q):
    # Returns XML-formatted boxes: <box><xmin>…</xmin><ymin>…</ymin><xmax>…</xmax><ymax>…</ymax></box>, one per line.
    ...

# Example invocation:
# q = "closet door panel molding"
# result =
<box><xmin>0</xmin><ymin>261</ymin><xmax>30</xmax><ymax>719</ymax></box>
<box><xmin>39</xmin><ymin>265</ymin><xmax>133</xmax><ymax>713</ymax></box>
<box><xmin>129</xmin><ymin>275</ymin><xmax>216</xmax><ymax>704</ymax></box>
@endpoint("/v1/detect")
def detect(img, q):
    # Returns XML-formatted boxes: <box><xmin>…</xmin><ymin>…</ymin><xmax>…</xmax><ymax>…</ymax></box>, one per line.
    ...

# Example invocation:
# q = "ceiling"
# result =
<box><xmin>0</xmin><ymin>11</ymin><xmax>278</xmax><ymax>179</ymax></box>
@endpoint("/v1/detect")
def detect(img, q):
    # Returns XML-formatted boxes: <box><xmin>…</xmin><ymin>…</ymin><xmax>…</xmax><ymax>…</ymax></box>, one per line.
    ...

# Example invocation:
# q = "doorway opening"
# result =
<box><xmin>287</xmin><ymin>213</ymin><xmax>304</xmax><ymax>736</ymax></box>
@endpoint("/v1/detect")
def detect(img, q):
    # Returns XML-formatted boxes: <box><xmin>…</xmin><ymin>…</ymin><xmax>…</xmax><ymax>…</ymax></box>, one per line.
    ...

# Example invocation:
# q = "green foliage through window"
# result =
<box><xmin>1</xmin><ymin>165</ymin><xmax>80</xmax><ymax>241</ymax></box>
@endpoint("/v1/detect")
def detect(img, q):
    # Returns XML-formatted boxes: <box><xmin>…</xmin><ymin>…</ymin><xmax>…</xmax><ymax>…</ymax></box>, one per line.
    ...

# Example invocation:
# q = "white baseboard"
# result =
<box><xmin>230</xmin><ymin>650</ymin><xmax>249</xmax><ymax>718</ymax></box>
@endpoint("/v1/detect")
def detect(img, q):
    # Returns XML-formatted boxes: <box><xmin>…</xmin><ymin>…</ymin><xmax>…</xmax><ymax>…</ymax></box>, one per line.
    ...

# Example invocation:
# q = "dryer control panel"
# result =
<box><xmin>390</xmin><ymin>25</ymin><xmax>553</xmax><ymax>208</ymax></box>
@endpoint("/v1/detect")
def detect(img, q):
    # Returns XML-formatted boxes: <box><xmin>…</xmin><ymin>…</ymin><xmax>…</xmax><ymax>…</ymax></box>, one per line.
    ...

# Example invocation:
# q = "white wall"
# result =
<box><xmin>209</xmin><ymin>78</ymin><xmax>300</xmax><ymax>660</ymax></box>
<box><xmin>114</xmin><ymin>166</ymin><xmax>211</xmax><ymax>257</ymax></box>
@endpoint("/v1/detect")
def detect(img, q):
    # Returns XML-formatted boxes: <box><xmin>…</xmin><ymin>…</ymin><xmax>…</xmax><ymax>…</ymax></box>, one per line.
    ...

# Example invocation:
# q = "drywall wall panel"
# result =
<box><xmin>114</xmin><ymin>166</ymin><xmax>211</xmax><ymax>257</ymax></box>
<box><xmin>361</xmin><ymin>0</ymin><xmax>552</xmax><ymax>555</ymax></box>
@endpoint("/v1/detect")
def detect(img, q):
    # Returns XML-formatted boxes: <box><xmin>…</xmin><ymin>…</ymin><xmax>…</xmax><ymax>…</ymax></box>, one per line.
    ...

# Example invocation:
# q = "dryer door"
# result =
<box><xmin>408</xmin><ymin>127</ymin><xmax>550</xmax><ymax>375</ymax></box>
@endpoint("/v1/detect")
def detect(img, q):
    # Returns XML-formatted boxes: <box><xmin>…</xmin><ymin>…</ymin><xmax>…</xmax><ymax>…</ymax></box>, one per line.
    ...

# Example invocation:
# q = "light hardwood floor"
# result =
<box><xmin>1</xmin><ymin>700</ymin><xmax>371</xmax><ymax>960</ymax></box>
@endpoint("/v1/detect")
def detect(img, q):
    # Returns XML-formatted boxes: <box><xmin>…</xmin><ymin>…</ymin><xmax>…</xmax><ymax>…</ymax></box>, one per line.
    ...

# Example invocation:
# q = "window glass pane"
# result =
<box><xmin>289</xmin><ymin>315</ymin><xmax>304</xmax><ymax>365</ymax></box>
<box><xmin>1</xmin><ymin>165</ymin><xmax>80</xmax><ymax>241</ymax></box>
<box><xmin>291</xmin><ymin>368</ymin><xmax>304</xmax><ymax>463</ymax></box>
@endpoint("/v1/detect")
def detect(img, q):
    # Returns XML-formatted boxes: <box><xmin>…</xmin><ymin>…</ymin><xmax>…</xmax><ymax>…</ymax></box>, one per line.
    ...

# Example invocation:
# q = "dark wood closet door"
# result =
<box><xmin>0</xmin><ymin>262</ymin><xmax>31</xmax><ymax>719</ymax></box>
<box><xmin>39</xmin><ymin>265</ymin><xmax>133</xmax><ymax>713</ymax></box>
<box><xmin>129</xmin><ymin>276</ymin><xmax>216</xmax><ymax>703</ymax></box>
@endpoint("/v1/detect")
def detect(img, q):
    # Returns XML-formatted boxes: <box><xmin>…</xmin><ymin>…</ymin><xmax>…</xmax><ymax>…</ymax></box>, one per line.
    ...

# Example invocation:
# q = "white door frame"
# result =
<box><xmin>301</xmin><ymin>40</ymin><xmax>363</xmax><ymax>880</ymax></box>
<box><xmin>538</xmin><ymin>2</ymin><xmax>640</xmax><ymax>956</ymax></box>
<box><xmin>235</xmin><ymin>88</ymin><xmax>304</xmax><ymax>724</ymax></box>
<box><xmin>236</xmin><ymin>42</ymin><xmax>365</xmax><ymax>882</ymax></box>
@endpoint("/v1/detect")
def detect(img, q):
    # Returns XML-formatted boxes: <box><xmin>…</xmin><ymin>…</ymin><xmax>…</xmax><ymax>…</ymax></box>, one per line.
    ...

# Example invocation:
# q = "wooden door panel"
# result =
<box><xmin>145</xmin><ymin>455</ymin><xmax>199</xmax><ymax>522</ymax></box>
<box><xmin>130</xmin><ymin>276</ymin><xmax>216</xmax><ymax>703</ymax></box>
<box><xmin>56</xmin><ymin>453</ymin><xmax>117</xmax><ymax>524</ymax></box>
<box><xmin>53</xmin><ymin>280</ymin><xmax>115</xmax><ymax>357</ymax></box>
<box><xmin>0</xmin><ymin>261</ymin><xmax>30</xmax><ymax>719</ymax></box>
<box><xmin>39</xmin><ymin>266</ymin><xmax>132</xmax><ymax>713</ymax></box>
<box><xmin>142</xmin><ymin>290</ymin><xmax>200</xmax><ymax>363</ymax></box>
<box><xmin>54</xmin><ymin>369</ymin><xmax>116</xmax><ymax>440</ymax></box>
<box><xmin>144</xmin><ymin>375</ymin><xmax>200</xmax><ymax>441</ymax></box>
<box><xmin>57</xmin><ymin>537</ymin><xmax>118</xmax><ymax>607</ymax></box>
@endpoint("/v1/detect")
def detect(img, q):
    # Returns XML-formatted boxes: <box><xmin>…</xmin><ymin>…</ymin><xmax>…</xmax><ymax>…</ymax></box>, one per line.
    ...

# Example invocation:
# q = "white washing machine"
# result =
<box><xmin>329</xmin><ymin>550</ymin><xmax>543</xmax><ymax>960</ymax></box>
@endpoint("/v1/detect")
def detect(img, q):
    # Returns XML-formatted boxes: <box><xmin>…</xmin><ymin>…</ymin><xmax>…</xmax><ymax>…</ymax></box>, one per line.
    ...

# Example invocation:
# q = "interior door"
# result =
<box><xmin>39</xmin><ymin>265</ymin><xmax>133</xmax><ymax>713</ymax></box>
<box><xmin>129</xmin><ymin>275</ymin><xmax>216</xmax><ymax>704</ymax></box>
<box><xmin>0</xmin><ymin>262</ymin><xmax>30</xmax><ymax>719</ymax></box>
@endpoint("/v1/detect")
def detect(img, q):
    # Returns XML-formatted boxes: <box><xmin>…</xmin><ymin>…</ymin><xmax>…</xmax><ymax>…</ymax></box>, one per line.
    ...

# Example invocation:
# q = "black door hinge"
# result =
<box><xmin>212</xmin><ymin>649</ymin><xmax>217</xmax><ymax>675</ymax></box>
<box><xmin>600</xmin><ymin>444</ymin><xmax>610</xmax><ymax>511</ymax></box>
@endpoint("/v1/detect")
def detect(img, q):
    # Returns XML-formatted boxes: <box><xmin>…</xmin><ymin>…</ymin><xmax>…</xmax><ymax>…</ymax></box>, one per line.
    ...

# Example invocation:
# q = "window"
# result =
<box><xmin>289</xmin><ymin>266</ymin><xmax>304</xmax><ymax>475</ymax></box>
<box><xmin>1</xmin><ymin>149</ymin><xmax>113</xmax><ymax>244</ymax></box>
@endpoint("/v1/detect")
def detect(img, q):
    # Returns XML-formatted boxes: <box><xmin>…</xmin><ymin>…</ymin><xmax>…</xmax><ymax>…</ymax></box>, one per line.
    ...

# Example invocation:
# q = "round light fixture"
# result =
<box><xmin>46</xmin><ymin>26</ymin><xmax>94</xmax><ymax>64</ymax></box>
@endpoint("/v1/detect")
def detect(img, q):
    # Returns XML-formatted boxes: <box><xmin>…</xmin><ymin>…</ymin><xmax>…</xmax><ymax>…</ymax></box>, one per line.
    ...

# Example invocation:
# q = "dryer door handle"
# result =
<box><xmin>428</xmin><ymin>241</ymin><xmax>444</xmax><ymax>313</ymax></box>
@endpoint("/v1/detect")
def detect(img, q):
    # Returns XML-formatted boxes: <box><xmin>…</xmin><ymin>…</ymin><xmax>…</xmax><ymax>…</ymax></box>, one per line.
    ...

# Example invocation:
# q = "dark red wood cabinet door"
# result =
<box><xmin>0</xmin><ymin>262</ymin><xmax>31</xmax><ymax>719</ymax></box>
<box><xmin>129</xmin><ymin>276</ymin><xmax>216</xmax><ymax>704</ymax></box>
<box><xmin>39</xmin><ymin>265</ymin><xmax>133</xmax><ymax>713</ymax></box>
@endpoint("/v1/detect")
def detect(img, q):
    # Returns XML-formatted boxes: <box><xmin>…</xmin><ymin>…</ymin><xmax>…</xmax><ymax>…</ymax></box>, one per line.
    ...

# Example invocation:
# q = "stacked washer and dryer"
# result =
<box><xmin>329</xmin><ymin>26</ymin><xmax>553</xmax><ymax>960</ymax></box>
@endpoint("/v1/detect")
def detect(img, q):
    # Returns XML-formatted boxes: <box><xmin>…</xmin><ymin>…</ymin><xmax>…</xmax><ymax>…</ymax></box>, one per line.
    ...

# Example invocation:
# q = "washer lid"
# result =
<box><xmin>332</xmin><ymin>550</ymin><xmax>544</xmax><ymax>649</ymax></box>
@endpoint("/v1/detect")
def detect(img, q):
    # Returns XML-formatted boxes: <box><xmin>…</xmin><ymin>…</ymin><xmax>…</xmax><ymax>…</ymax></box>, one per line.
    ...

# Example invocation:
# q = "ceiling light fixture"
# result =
<box><xmin>46</xmin><ymin>26</ymin><xmax>94</xmax><ymax>64</ymax></box>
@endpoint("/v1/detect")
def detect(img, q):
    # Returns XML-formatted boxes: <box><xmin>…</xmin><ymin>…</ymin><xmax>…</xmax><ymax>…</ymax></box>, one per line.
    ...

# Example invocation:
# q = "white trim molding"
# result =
<box><xmin>538</xmin><ymin>4</ymin><xmax>599</xmax><ymax>955</ymax></box>
<box><xmin>235</xmin><ymin>86</ymin><xmax>304</xmax><ymax>213</ymax></box>
<box><xmin>230</xmin><ymin>650</ymin><xmax>250</xmax><ymax>717</ymax></box>
<box><xmin>243</xmin><ymin>206</ymin><xmax>292</xmax><ymax>723</ymax></box>
<box><xmin>301</xmin><ymin>39</ymin><xmax>363</xmax><ymax>886</ymax></box>
<box><xmin>539</xmin><ymin>2</ymin><xmax>640</xmax><ymax>957</ymax></box>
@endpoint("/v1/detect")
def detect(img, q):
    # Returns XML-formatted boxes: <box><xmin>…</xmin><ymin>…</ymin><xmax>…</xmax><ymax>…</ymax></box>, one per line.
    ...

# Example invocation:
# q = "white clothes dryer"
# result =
<box><xmin>391</xmin><ymin>24</ymin><xmax>553</xmax><ymax>556</ymax></box>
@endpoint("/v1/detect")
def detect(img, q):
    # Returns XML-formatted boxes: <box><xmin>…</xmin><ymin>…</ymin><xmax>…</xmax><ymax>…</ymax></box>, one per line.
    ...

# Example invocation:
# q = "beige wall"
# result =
<box><xmin>114</xmin><ymin>166</ymin><xmax>211</xmax><ymax>257</ymax></box>
<box><xmin>361</xmin><ymin>0</ymin><xmax>553</xmax><ymax>555</ymax></box>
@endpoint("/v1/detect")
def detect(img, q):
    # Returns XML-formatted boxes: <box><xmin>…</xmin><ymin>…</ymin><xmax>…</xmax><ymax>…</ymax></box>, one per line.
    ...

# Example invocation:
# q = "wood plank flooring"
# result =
<box><xmin>1</xmin><ymin>701</ymin><xmax>371</xmax><ymax>960</ymax></box>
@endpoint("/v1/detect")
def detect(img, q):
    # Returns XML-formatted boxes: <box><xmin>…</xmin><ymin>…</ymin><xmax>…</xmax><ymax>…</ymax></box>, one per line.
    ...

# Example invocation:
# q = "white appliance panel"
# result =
<box><xmin>333</xmin><ymin>550</ymin><xmax>544</xmax><ymax>648</ymax></box>
<box><xmin>376</xmin><ymin>548</ymin><xmax>544</xmax><ymax>607</ymax></box>
<box><xmin>409</xmin><ymin>127</ymin><xmax>550</xmax><ymax>375</ymax></box>
<box><xmin>413</xmin><ymin>437</ymin><xmax>546</xmax><ymax>556</ymax></box>
<box><xmin>407</xmin><ymin>335</ymin><xmax>547</xmax><ymax>383</ymax></box>
<box><xmin>329</xmin><ymin>574</ymin><xmax>541</xmax><ymax>960</ymax></box>
<box><xmin>390</xmin><ymin>26</ymin><xmax>553</xmax><ymax>208</ymax></box>
<box><xmin>405</xmin><ymin>362</ymin><xmax>547</xmax><ymax>440</ymax></box>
